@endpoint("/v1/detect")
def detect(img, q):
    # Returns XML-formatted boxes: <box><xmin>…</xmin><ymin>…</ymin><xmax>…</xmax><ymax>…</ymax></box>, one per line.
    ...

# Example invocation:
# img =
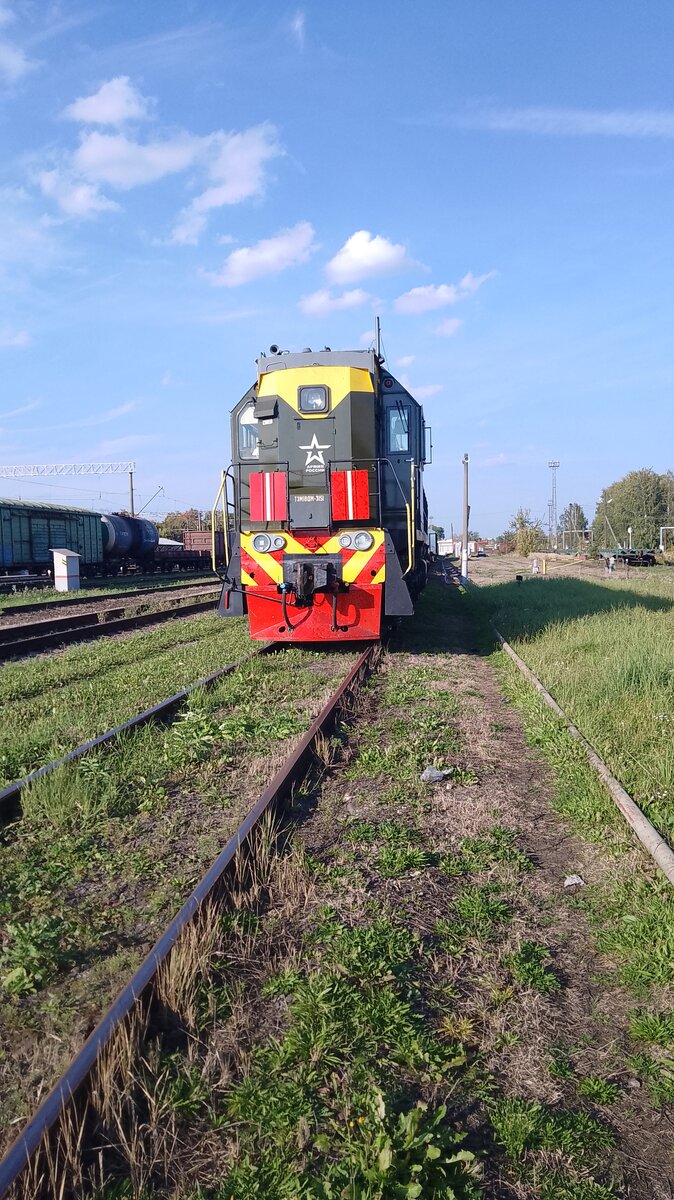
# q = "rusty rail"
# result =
<box><xmin>0</xmin><ymin>596</ymin><xmax>219</xmax><ymax>662</ymax></box>
<box><xmin>0</xmin><ymin>643</ymin><xmax>374</xmax><ymax>1197</ymax></box>
<box><xmin>0</xmin><ymin>578</ymin><xmax>217</xmax><ymax>617</ymax></box>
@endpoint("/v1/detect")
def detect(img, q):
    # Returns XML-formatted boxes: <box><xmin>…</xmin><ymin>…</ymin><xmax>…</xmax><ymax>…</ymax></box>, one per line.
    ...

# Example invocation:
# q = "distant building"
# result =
<box><xmin>437</xmin><ymin>537</ymin><xmax>489</xmax><ymax>558</ymax></box>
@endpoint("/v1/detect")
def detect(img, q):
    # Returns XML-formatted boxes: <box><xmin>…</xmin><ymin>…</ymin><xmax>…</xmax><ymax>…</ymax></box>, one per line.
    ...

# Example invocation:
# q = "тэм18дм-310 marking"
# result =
<box><xmin>215</xmin><ymin>342</ymin><xmax>432</xmax><ymax>641</ymax></box>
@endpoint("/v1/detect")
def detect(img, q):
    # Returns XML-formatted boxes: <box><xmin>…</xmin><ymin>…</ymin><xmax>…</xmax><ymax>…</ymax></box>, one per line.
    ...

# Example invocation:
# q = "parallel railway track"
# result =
<box><xmin>0</xmin><ymin>577</ymin><xmax>218</xmax><ymax>617</ymax></box>
<box><xmin>0</xmin><ymin>644</ymin><xmax>374</xmax><ymax>1198</ymax></box>
<box><xmin>0</xmin><ymin>590</ymin><xmax>220</xmax><ymax>661</ymax></box>
<box><xmin>0</xmin><ymin>642</ymin><xmax>273</xmax><ymax>822</ymax></box>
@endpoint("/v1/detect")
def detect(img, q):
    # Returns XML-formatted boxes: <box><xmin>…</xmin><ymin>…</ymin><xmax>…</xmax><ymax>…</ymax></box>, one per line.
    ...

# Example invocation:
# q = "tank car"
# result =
<box><xmin>216</xmin><ymin>345</ymin><xmax>431</xmax><ymax>641</ymax></box>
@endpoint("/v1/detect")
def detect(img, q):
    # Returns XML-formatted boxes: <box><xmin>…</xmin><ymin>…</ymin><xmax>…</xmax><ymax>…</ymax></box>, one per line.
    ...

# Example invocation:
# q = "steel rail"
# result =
<box><xmin>0</xmin><ymin>597</ymin><xmax>219</xmax><ymax>662</ymax></box>
<box><xmin>0</xmin><ymin>578</ymin><xmax>218</xmax><ymax>617</ymax></box>
<box><xmin>0</xmin><ymin>644</ymin><xmax>274</xmax><ymax>823</ymax></box>
<box><xmin>0</xmin><ymin>643</ymin><xmax>374</xmax><ymax>1198</ymax></box>
<box><xmin>0</xmin><ymin>585</ymin><xmax>218</xmax><ymax>643</ymax></box>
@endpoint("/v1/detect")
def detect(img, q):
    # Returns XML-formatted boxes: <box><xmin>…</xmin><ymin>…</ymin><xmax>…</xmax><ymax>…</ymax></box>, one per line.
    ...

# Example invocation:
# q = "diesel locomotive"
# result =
<box><xmin>216</xmin><ymin>344</ymin><xmax>431</xmax><ymax>641</ymax></box>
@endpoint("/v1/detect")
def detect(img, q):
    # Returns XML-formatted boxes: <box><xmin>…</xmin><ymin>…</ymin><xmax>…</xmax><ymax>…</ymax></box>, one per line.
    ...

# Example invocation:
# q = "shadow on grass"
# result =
<box><xmin>467</xmin><ymin>575</ymin><xmax>674</xmax><ymax>642</ymax></box>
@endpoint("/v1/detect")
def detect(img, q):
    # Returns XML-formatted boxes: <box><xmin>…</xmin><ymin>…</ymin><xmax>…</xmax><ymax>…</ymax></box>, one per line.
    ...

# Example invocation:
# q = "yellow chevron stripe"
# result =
<box><xmin>241</xmin><ymin>568</ymin><xmax>258</xmax><ymax>587</ymax></box>
<box><xmin>342</xmin><ymin>529</ymin><xmax>385</xmax><ymax>582</ymax></box>
<box><xmin>370</xmin><ymin>564</ymin><xmax>385</xmax><ymax>585</ymax></box>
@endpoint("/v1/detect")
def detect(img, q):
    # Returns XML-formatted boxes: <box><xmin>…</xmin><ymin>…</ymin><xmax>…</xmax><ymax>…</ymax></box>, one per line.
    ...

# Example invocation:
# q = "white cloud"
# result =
<box><xmin>455</xmin><ymin>106</ymin><xmax>674</xmax><ymax>138</ymax></box>
<box><xmin>395</xmin><ymin>354</ymin><xmax>415</xmax><ymax>368</ymax></box>
<box><xmin>0</xmin><ymin>39</ymin><xmax>29</xmax><ymax>82</ymax></box>
<box><xmin>477</xmin><ymin>452</ymin><xmax>509</xmax><ymax>467</ymax></box>
<box><xmin>75</xmin><ymin>131</ymin><xmax>199</xmax><ymax>188</ymax></box>
<box><xmin>395</xmin><ymin>271</ymin><xmax>494</xmax><ymax>314</ymax></box>
<box><xmin>289</xmin><ymin>10</ymin><xmax>305</xmax><ymax>49</ymax></box>
<box><xmin>95</xmin><ymin>434</ymin><xmax>157</xmax><ymax>454</ymax></box>
<box><xmin>414</xmin><ymin>384</ymin><xmax>443</xmax><ymax>400</ymax></box>
<box><xmin>39</xmin><ymin>169</ymin><xmax>119</xmax><ymax>217</ymax></box>
<box><xmin>436</xmin><ymin>317</ymin><xmax>464</xmax><ymax>337</ymax></box>
<box><xmin>298</xmin><ymin>287</ymin><xmax>370</xmax><ymax>316</ymax></box>
<box><xmin>0</xmin><ymin>3</ymin><xmax>34</xmax><ymax>83</ymax></box>
<box><xmin>326</xmin><ymin>230</ymin><xmax>412</xmax><ymax>284</ymax></box>
<box><xmin>48</xmin><ymin>120</ymin><xmax>280</xmax><ymax>237</ymax></box>
<box><xmin>0</xmin><ymin>400</ymin><xmax>39</xmax><ymax>418</ymax></box>
<box><xmin>208</xmin><ymin>221</ymin><xmax>317</xmax><ymax>287</ymax></box>
<box><xmin>169</xmin><ymin>123</ymin><xmax>281</xmax><ymax>244</ymax></box>
<box><xmin>0</xmin><ymin>328</ymin><xmax>30</xmax><ymax>347</ymax></box>
<box><xmin>63</xmin><ymin>76</ymin><xmax>150</xmax><ymax>126</ymax></box>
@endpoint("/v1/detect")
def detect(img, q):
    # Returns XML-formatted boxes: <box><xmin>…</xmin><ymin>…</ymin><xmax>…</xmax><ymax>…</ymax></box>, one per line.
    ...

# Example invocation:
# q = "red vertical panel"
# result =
<box><xmin>270</xmin><ymin>473</ymin><xmax>287</xmax><ymax>520</ymax></box>
<box><xmin>249</xmin><ymin>472</ymin><xmax>265</xmax><ymax>521</ymax></box>
<box><xmin>331</xmin><ymin>470</ymin><xmax>348</xmax><ymax>520</ymax></box>
<box><xmin>250</xmin><ymin>472</ymin><xmax>286</xmax><ymax>521</ymax></box>
<box><xmin>352</xmin><ymin>470</ymin><xmax>370</xmax><ymax>520</ymax></box>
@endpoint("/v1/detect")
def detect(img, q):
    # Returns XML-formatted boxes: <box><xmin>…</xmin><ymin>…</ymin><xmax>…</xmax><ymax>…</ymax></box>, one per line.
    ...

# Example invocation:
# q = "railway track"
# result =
<box><xmin>0</xmin><ymin>590</ymin><xmax>220</xmax><ymax>661</ymax></box>
<box><xmin>0</xmin><ymin>577</ymin><xmax>218</xmax><ymax>617</ymax></box>
<box><xmin>0</xmin><ymin>644</ymin><xmax>374</xmax><ymax>1197</ymax></box>
<box><xmin>0</xmin><ymin>643</ymin><xmax>273</xmax><ymax>823</ymax></box>
<box><xmin>1</xmin><ymin>580</ymin><xmax>672</xmax><ymax>1195</ymax></box>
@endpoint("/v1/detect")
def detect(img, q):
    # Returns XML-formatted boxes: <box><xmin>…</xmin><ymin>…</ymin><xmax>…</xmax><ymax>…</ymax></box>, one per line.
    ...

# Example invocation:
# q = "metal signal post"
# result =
<box><xmin>461</xmin><ymin>453</ymin><xmax>469</xmax><ymax>583</ymax></box>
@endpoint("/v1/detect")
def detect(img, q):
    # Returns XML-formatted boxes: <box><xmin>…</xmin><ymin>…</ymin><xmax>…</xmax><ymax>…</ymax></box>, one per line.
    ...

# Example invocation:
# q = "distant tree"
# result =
<box><xmin>512</xmin><ymin>507</ymin><xmax>546</xmax><ymax>556</ymax></box>
<box><xmin>467</xmin><ymin>529</ymin><xmax>481</xmax><ymax>540</ymax></box>
<box><xmin>559</xmin><ymin>502</ymin><xmax>588</xmax><ymax>532</ymax></box>
<box><xmin>430</xmin><ymin>523</ymin><xmax>445</xmax><ymax>540</ymax></box>
<box><xmin>158</xmin><ymin>508</ymin><xmax>211</xmax><ymax>540</ymax></box>
<box><xmin>591</xmin><ymin>469</ymin><xmax>669</xmax><ymax>548</ymax></box>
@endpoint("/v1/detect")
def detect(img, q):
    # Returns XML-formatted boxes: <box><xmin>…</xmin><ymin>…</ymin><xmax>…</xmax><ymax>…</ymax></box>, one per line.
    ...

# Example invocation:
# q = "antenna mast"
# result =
<box><xmin>375</xmin><ymin>316</ymin><xmax>383</xmax><ymax>362</ymax></box>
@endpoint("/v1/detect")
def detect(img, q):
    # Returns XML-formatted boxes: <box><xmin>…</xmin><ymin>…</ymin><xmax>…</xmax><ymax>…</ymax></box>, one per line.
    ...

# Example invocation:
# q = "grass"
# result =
<box><xmin>0</xmin><ymin>644</ymin><xmax>363</xmax><ymax>1151</ymax></box>
<box><xmin>11</xmin><ymin>580</ymin><xmax>636</xmax><ymax>1198</ymax></box>
<box><xmin>469</xmin><ymin>569</ymin><xmax>674</xmax><ymax>845</ymax></box>
<box><xmin>0</xmin><ymin>613</ymin><xmax>252</xmax><ymax>784</ymax></box>
<box><xmin>508</xmin><ymin>940</ymin><xmax>560</xmax><ymax>994</ymax></box>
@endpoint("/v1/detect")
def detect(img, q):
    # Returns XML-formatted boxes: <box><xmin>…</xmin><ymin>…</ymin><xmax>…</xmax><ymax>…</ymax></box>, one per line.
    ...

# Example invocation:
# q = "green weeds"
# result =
<box><xmin>440</xmin><ymin>826</ymin><xmax>532</xmax><ymax>878</ymax></box>
<box><xmin>490</xmin><ymin>1095</ymin><xmax>614</xmax><ymax>1162</ymax></box>
<box><xmin>576</xmin><ymin>1077</ymin><xmax>621</xmax><ymax>1104</ymax></box>
<box><xmin>508</xmin><ymin>941</ymin><xmax>560</xmax><ymax>994</ymax></box>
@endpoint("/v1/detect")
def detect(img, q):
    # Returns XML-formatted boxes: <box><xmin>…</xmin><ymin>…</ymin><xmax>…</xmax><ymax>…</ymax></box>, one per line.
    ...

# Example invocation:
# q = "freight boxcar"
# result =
<box><xmin>0</xmin><ymin>499</ymin><xmax>104</xmax><ymax>572</ymax></box>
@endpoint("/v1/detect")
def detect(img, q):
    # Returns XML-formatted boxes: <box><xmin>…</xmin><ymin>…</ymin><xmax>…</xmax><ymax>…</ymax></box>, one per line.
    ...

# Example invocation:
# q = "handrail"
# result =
<box><xmin>210</xmin><ymin>470</ymin><xmax>227</xmax><ymax>571</ymax></box>
<box><xmin>403</xmin><ymin>461</ymin><xmax>415</xmax><ymax>576</ymax></box>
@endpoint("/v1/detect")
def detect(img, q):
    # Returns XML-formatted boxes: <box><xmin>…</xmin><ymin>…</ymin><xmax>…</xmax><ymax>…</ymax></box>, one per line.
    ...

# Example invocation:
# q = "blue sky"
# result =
<box><xmin>1</xmin><ymin>1</ymin><xmax>673</xmax><ymax>535</ymax></box>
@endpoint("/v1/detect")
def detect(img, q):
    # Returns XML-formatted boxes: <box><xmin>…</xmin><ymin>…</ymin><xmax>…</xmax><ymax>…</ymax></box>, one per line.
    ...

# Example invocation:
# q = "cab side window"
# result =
<box><xmin>238</xmin><ymin>402</ymin><xmax>259</xmax><ymax>459</ymax></box>
<box><xmin>388</xmin><ymin>406</ymin><xmax>409</xmax><ymax>453</ymax></box>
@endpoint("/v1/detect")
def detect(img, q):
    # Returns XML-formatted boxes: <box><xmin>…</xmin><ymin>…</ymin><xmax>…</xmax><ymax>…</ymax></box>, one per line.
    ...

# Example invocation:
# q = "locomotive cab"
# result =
<box><xmin>216</xmin><ymin>346</ymin><xmax>430</xmax><ymax>641</ymax></box>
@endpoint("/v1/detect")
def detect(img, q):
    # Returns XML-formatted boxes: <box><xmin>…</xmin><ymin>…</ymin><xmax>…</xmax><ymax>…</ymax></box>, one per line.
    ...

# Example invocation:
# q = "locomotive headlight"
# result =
<box><xmin>271</xmin><ymin>535</ymin><xmax>286</xmax><ymax>550</ymax></box>
<box><xmin>252</xmin><ymin>533</ymin><xmax>272</xmax><ymax>552</ymax></box>
<box><xmin>353</xmin><ymin>530</ymin><xmax>374</xmax><ymax>551</ymax></box>
<box><xmin>338</xmin><ymin>533</ymin><xmax>353</xmax><ymax>549</ymax></box>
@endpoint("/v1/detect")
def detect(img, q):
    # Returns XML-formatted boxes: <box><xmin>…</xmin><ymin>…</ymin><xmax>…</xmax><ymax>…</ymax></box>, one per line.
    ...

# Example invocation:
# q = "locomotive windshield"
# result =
<box><xmin>299</xmin><ymin>385</ymin><xmax>329</xmax><ymax>413</ymax></box>
<box><xmin>238</xmin><ymin>402</ymin><xmax>259</xmax><ymax>459</ymax></box>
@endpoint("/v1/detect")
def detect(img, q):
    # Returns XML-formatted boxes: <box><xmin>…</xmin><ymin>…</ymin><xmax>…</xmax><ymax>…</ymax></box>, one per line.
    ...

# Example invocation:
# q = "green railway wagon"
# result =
<box><xmin>0</xmin><ymin>499</ymin><xmax>104</xmax><ymax>573</ymax></box>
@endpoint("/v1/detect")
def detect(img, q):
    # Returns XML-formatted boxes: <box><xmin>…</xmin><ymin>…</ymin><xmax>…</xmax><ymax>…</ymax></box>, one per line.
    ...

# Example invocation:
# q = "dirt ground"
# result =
<box><xmin>295</xmin><ymin>588</ymin><xmax>674</xmax><ymax>1196</ymax></box>
<box><xmin>463</xmin><ymin>553</ymin><xmax>635</xmax><ymax>587</ymax></box>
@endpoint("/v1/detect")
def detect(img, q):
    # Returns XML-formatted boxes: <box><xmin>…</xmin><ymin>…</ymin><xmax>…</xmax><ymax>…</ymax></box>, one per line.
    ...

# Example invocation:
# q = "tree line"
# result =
<box><xmin>498</xmin><ymin>467</ymin><xmax>674</xmax><ymax>554</ymax></box>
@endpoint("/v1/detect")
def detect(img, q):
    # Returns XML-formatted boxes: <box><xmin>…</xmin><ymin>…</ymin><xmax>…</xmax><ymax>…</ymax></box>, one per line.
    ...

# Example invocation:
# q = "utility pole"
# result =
<box><xmin>461</xmin><ymin>453</ymin><xmax>469</xmax><ymax>583</ymax></box>
<box><xmin>129</xmin><ymin>468</ymin><xmax>135</xmax><ymax>517</ymax></box>
<box><xmin>548</xmin><ymin>460</ymin><xmax>560</xmax><ymax>550</ymax></box>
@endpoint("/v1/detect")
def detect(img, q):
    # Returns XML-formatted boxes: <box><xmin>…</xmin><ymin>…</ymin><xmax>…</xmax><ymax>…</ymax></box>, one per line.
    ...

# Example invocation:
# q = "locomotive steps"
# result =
<box><xmin>2</xmin><ymin>584</ymin><xmax>673</xmax><ymax>1196</ymax></box>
